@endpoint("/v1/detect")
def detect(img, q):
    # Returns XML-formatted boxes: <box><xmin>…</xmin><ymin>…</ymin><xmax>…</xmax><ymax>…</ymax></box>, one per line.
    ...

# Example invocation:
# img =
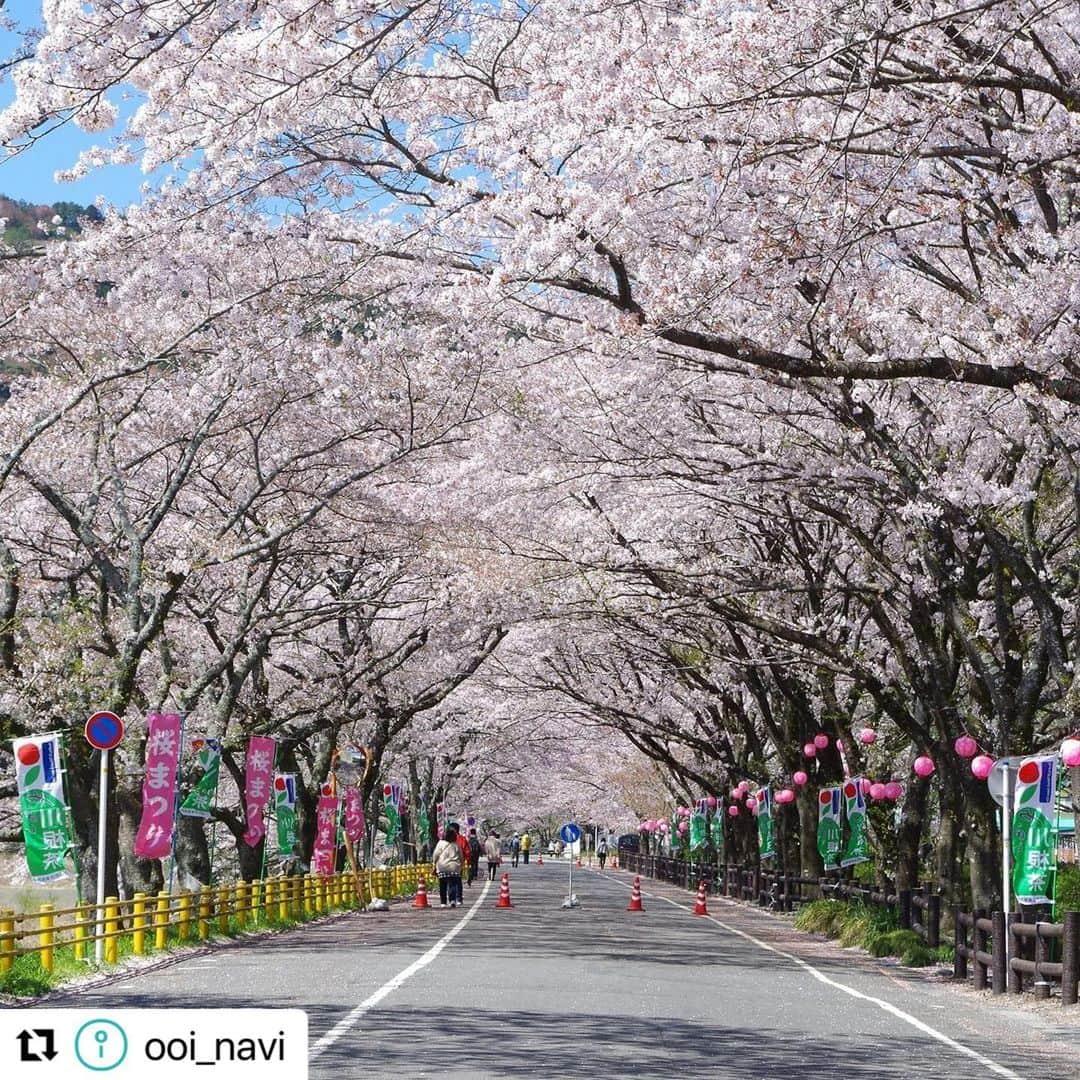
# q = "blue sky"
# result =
<box><xmin>0</xmin><ymin>3</ymin><xmax>149</xmax><ymax>207</ymax></box>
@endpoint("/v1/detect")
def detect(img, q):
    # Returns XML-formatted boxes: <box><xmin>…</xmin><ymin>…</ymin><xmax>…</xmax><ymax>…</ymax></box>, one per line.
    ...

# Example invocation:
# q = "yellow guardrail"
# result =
<box><xmin>0</xmin><ymin>863</ymin><xmax>437</xmax><ymax>975</ymax></box>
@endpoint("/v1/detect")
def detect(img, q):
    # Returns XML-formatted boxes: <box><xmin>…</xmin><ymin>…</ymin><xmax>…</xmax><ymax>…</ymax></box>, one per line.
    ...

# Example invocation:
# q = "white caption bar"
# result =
<box><xmin>0</xmin><ymin>1009</ymin><xmax>307</xmax><ymax>1078</ymax></box>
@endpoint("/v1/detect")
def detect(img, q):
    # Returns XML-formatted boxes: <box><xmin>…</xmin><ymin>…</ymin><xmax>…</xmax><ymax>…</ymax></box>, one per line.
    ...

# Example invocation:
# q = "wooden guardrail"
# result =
<box><xmin>621</xmin><ymin>854</ymin><xmax>1079</xmax><ymax>1007</ymax></box>
<box><xmin>0</xmin><ymin>863</ymin><xmax>435</xmax><ymax>977</ymax></box>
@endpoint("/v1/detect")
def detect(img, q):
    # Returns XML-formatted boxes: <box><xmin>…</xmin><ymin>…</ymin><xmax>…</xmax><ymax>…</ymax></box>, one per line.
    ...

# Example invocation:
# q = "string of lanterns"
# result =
<box><xmin>637</xmin><ymin>731</ymin><xmax>1080</xmax><ymax>834</ymax></box>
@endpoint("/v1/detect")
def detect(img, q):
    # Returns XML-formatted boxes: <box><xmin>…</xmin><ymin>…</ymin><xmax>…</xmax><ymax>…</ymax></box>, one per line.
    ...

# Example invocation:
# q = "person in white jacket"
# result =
<box><xmin>484</xmin><ymin>831</ymin><xmax>502</xmax><ymax>881</ymax></box>
<box><xmin>432</xmin><ymin>824</ymin><xmax>464</xmax><ymax>907</ymax></box>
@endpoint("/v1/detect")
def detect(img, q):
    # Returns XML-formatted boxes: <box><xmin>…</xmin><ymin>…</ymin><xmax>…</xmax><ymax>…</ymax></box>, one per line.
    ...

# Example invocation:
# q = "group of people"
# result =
<box><xmin>431</xmin><ymin>826</ymin><xmax>612</xmax><ymax>904</ymax></box>
<box><xmin>430</xmin><ymin>825</ymin><xmax>534</xmax><ymax>907</ymax></box>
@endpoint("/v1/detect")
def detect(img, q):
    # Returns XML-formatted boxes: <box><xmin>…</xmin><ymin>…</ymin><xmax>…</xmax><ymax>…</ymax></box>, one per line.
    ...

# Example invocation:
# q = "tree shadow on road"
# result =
<box><xmin>315</xmin><ymin>1005</ymin><xmax>1015</xmax><ymax>1079</ymax></box>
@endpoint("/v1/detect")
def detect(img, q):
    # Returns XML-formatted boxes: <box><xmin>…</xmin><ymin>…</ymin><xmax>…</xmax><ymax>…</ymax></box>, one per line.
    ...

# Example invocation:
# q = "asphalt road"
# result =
<box><xmin>41</xmin><ymin>864</ymin><xmax>1080</xmax><ymax>1078</ymax></box>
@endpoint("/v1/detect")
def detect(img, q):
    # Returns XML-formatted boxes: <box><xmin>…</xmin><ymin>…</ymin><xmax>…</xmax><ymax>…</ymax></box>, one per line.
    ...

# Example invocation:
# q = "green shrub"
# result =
<box><xmin>863</xmin><ymin>902</ymin><xmax>899</xmax><ymax>934</ymax></box>
<box><xmin>901</xmin><ymin>941</ymin><xmax>938</xmax><ymax>967</ymax></box>
<box><xmin>865</xmin><ymin>930</ymin><xmax>893</xmax><ymax>957</ymax></box>
<box><xmin>837</xmin><ymin>911</ymin><xmax>874</xmax><ymax>948</ymax></box>
<box><xmin>794</xmin><ymin>899</ymin><xmax>848</xmax><ymax>936</ymax></box>
<box><xmin>1055</xmin><ymin>864</ymin><xmax>1080</xmax><ymax>913</ymax></box>
<box><xmin>933</xmin><ymin>944</ymin><xmax>955</xmax><ymax>965</ymax></box>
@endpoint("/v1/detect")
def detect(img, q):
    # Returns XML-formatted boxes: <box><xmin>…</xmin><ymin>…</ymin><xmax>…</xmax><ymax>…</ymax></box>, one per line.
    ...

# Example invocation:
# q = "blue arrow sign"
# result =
<box><xmin>559</xmin><ymin>822</ymin><xmax>581</xmax><ymax>845</ymax></box>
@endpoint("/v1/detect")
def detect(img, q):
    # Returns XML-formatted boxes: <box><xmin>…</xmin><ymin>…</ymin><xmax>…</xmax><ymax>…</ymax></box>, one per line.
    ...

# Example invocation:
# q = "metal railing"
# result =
<box><xmin>0</xmin><ymin>863</ymin><xmax>435</xmax><ymax>976</ymax></box>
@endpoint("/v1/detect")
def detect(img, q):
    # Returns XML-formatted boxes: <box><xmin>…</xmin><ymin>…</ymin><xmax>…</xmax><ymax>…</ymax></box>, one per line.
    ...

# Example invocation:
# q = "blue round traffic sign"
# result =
<box><xmin>85</xmin><ymin>711</ymin><xmax>124</xmax><ymax>751</ymax></box>
<box><xmin>559</xmin><ymin>822</ymin><xmax>581</xmax><ymax>845</ymax></box>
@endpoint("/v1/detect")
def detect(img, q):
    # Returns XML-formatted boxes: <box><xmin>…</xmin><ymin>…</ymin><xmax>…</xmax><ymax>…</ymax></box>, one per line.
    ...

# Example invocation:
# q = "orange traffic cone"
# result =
<box><xmin>495</xmin><ymin>872</ymin><xmax>514</xmax><ymax>909</ymax></box>
<box><xmin>413</xmin><ymin>876</ymin><xmax>432</xmax><ymax>909</ymax></box>
<box><xmin>627</xmin><ymin>875</ymin><xmax>644</xmax><ymax>912</ymax></box>
<box><xmin>536</xmin><ymin>854</ymin><xmax>543</xmax><ymax>866</ymax></box>
<box><xmin>693</xmin><ymin>880</ymin><xmax>708</xmax><ymax>916</ymax></box>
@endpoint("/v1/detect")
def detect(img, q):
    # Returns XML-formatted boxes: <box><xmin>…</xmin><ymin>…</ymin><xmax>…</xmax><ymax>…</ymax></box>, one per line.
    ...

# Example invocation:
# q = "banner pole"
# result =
<box><xmin>166</xmin><ymin>713</ymin><xmax>186</xmax><ymax>897</ymax></box>
<box><xmin>59</xmin><ymin>736</ymin><xmax>83</xmax><ymax>906</ymax></box>
<box><xmin>94</xmin><ymin>747</ymin><xmax>109</xmax><ymax>965</ymax></box>
<box><xmin>1002</xmin><ymin>764</ymin><xmax>1013</xmax><ymax>968</ymax></box>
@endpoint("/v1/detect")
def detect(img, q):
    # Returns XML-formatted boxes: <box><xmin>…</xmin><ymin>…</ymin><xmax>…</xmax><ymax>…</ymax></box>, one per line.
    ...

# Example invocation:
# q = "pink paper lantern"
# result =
<box><xmin>954</xmin><ymin>735</ymin><xmax>978</xmax><ymax>758</ymax></box>
<box><xmin>639</xmin><ymin>821</ymin><xmax>649</xmax><ymax>831</ymax></box>
<box><xmin>776</xmin><ymin>788</ymin><xmax>795</xmax><ymax>804</ymax></box>
<box><xmin>858</xmin><ymin>727</ymin><xmax>877</xmax><ymax>745</ymax></box>
<box><xmin>744</xmin><ymin>797</ymin><xmax>756</xmax><ymax>810</ymax></box>
<box><xmin>860</xmin><ymin>778</ymin><xmax>872</xmax><ymax>795</ymax></box>
<box><xmin>814</xmin><ymin>733</ymin><xmax>830</xmax><ymax>750</ymax></box>
<box><xmin>737</xmin><ymin>780</ymin><xmax>749</xmax><ymax>794</ymax></box>
<box><xmin>971</xmin><ymin>755</ymin><xmax>994</xmax><ymax>780</ymax></box>
<box><xmin>727</xmin><ymin>805</ymin><xmax>739</xmax><ymax>817</ymax></box>
<box><xmin>1062</xmin><ymin>739</ymin><xmax>1080</xmax><ymax>768</ymax></box>
<box><xmin>913</xmin><ymin>755</ymin><xmax>936</xmax><ymax>778</ymax></box>
<box><xmin>730</xmin><ymin>787</ymin><xmax>740</xmax><ymax>799</ymax></box>
<box><xmin>884</xmin><ymin>782</ymin><xmax>902</xmax><ymax>800</ymax></box>
<box><xmin>793</xmin><ymin>770</ymin><xmax>808</xmax><ymax>786</ymax></box>
<box><xmin>678</xmin><ymin>820</ymin><xmax>688</xmax><ymax>835</ymax></box>
<box><xmin>868</xmin><ymin>783</ymin><xmax>886</xmax><ymax>800</ymax></box>
<box><xmin>706</xmin><ymin>795</ymin><xmax>718</xmax><ymax>809</ymax></box>
<box><xmin>658</xmin><ymin>820</ymin><xmax>668</xmax><ymax>833</ymax></box>
<box><xmin>803</xmin><ymin>742</ymin><xmax>817</xmax><ymax>758</ymax></box>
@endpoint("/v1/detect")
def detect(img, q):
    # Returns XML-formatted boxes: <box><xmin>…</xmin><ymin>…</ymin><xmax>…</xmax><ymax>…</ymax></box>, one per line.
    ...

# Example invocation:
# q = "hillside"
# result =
<box><xmin>0</xmin><ymin>194</ymin><xmax>103</xmax><ymax>250</ymax></box>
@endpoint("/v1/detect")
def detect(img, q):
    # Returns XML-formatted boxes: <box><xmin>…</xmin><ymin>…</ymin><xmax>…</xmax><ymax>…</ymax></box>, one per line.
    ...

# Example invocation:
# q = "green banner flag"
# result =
<box><xmin>840</xmin><ymin>779</ymin><xmax>870</xmax><ymax>868</ymax></box>
<box><xmin>757</xmin><ymin>787</ymin><xmax>775</xmax><ymax>860</ymax></box>
<box><xmin>709</xmin><ymin>811</ymin><xmax>723</xmax><ymax>856</ymax></box>
<box><xmin>275</xmin><ymin>773</ymin><xmax>298</xmax><ymax>856</ymax></box>
<box><xmin>1012</xmin><ymin>755</ymin><xmax>1058</xmax><ymax>906</ymax></box>
<box><xmin>689</xmin><ymin>809</ymin><xmax>707</xmax><ymax>851</ymax></box>
<box><xmin>382</xmin><ymin>782</ymin><xmax>402</xmax><ymax>844</ymax></box>
<box><xmin>417</xmin><ymin>801</ymin><xmax>431</xmax><ymax>845</ymax></box>
<box><xmin>817</xmin><ymin>787</ymin><xmax>842</xmax><ymax>871</ymax></box>
<box><xmin>14</xmin><ymin>734</ymin><xmax>73</xmax><ymax>882</ymax></box>
<box><xmin>179</xmin><ymin>737</ymin><xmax>221</xmax><ymax>819</ymax></box>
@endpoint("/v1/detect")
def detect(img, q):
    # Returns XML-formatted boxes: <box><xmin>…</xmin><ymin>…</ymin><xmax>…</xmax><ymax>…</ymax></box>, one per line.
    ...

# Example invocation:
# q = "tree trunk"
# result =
<box><xmin>237</xmin><ymin>836</ymin><xmax>265</xmax><ymax>882</ymax></box>
<box><xmin>895</xmin><ymin>772</ymin><xmax>929</xmax><ymax>890</ymax></box>
<box><xmin>174</xmin><ymin>815</ymin><xmax>211</xmax><ymax>890</ymax></box>
<box><xmin>68</xmin><ymin>751</ymin><xmax>120</xmax><ymax>903</ymax></box>
<box><xmin>116</xmin><ymin>785</ymin><xmax>164</xmax><ymax>898</ymax></box>
<box><xmin>965</xmin><ymin>791</ymin><xmax>1001</xmax><ymax>909</ymax></box>
<box><xmin>797</xmin><ymin>788</ymin><xmax>822</xmax><ymax>877</ymax></box>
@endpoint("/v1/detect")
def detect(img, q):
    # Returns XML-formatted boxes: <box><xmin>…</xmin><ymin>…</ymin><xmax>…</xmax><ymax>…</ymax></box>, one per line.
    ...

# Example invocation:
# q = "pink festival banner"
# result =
<box><xmin>242</xmin><ymin>735</ymin><xmax>277</xmax><ymax>847</ymax></box>
<box><xmin>344</xmin><ymin>788</ymin><xmax>366</xmax><ymax>845</ymax></box>
<box><xmin>312</xmin><ymin>793</ymin><xmax>340</xmax><ymax>876</ymax></box>
<box><xmin>134</xmin><ymin>713</ymin><xmax>183</xmax><ymax>859</ymax></box>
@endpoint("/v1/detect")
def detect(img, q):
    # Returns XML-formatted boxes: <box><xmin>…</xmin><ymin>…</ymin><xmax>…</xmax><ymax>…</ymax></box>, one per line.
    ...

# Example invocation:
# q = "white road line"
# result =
<box><xmin>601</xmin><ymin>873</ymin><xmax>1024</xmax><ymax>1080</ymax></box>
<box><xmin>309</xmin><ymin>879</ymin><xmax>492</xmax><ymax>1060</ymax></box>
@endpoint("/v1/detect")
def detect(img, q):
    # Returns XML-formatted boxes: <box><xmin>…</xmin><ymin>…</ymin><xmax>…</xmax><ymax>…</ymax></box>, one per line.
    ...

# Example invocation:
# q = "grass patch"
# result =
<box><xmin>794</xmin><ymin>899</ymin><xmax>848</xmax><ymax>936</ymax></box>
<box><xmin>794</xmin><ymin>898</ymin><xmax>945</xmax><ymax>968</ymax></box>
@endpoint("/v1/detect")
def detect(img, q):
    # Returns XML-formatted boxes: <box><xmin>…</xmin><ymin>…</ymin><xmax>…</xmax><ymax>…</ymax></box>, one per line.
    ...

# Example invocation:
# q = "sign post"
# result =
<box><xmin>988</xmin><ymin>756</ymin><xmax>1023</xmax><ymax>967</ymax></box>
<box><xmin>85</xmin><ymin>711</ymin><xmax>124</xmax><ymax>966</ymax></box>
<box><xmin>560</xmin><ymin>822</ymin><xmax>581</xmax><ymax>907</ymax></box>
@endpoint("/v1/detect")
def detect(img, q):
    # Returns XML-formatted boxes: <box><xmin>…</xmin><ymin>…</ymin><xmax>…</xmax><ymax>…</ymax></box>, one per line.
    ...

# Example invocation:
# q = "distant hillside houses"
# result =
<box><xmin>0</xmin><ymin>194</ymin><xmax>103</xmax><ymax>251</ymax></box>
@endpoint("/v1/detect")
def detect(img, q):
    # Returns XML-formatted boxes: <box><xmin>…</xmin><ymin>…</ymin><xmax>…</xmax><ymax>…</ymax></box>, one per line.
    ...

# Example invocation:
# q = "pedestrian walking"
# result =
<box><xmin>510</xmin><ymin>833</ymin><xmax>521</xmax><ymax>868</ymax></box>
<box><xmin>467</xmin><ymin>828</ymin><xmax>482</xmax><ymax>885</ymax></box>
<box><xmin>484</xmin><ymin>831</ymin><xmax>502</xmax><ymax>881</ymax></box>
<box><xmin>597</xmin><ymin>837</ymin><xmax>608</xmax><ymax>870</ymax></box>
<box><xmin>521</xmin><ymin>831</ymin><xmax>531</xmax><ymax>864</ymax></box>
<box><xmin>454</xmin><ymin>822</ymin><xmax>471</xmax><ymax>886</ymax></box>
<box><xmin>432</xmin><ymin>823</ymin><xmax>464</xmax><ymax>908</ymax></box>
